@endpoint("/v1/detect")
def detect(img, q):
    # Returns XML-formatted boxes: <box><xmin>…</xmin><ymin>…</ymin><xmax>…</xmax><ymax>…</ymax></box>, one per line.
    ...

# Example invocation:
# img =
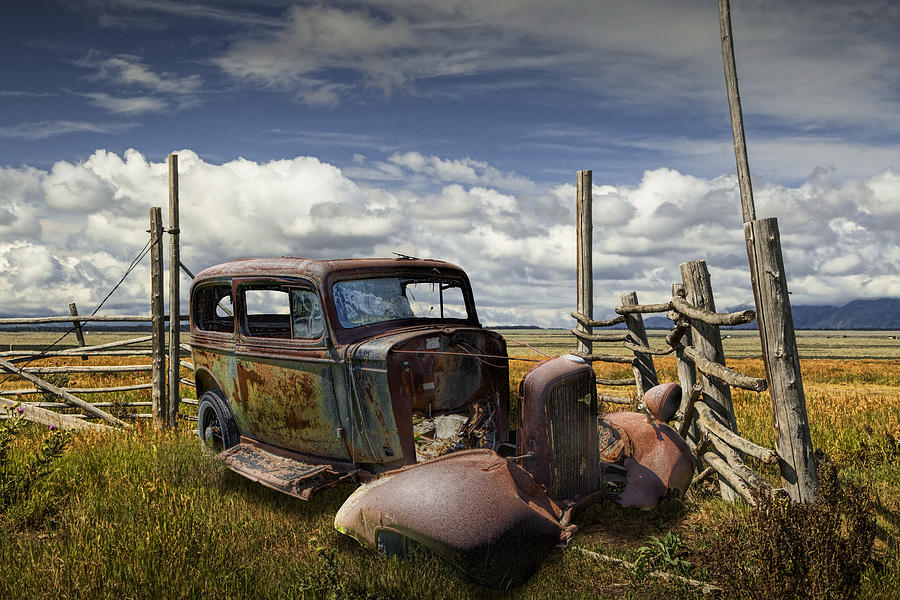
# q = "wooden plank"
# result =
<box><xmin>595</xmin><ymin>377</ymin><xmax>635</xmax><ymax>386</ymax></box>
<box><xmin>681</xmin><ymin>345</ymin><xmax>767</xmax><ymax>391</ymax></box>
<box><xmin>20</xmin><ymin>401</ymin><xmax>151</xmax><ymax>408</ymax></box>
<box><xmin>575</xmin><ymin>170</ymin><xmax>593</xmax><ymax>359</ymax></box>
<box><xmin>672</xmin><ymin>296</ymin><xmax>756</xmax><ymax>326</ymax></box>
<box><xmin>0</xmin><ymin>396</ymin><xmax>110</xmax><ymax>431</ymax></box>
<box><xmin>571</xmin><ymin>311</ymin><xmax>625</xmax><ymax>328</ymax></box>
<box><xmin>168</xmin><ymin>153</ymin><xmax>181</xmax><ymax>428</ymax></box>
<box><xmin>150</xmin><ymin>206</ymin><xmax>166</xmax><ymax>424</ymax></box>
<box><xmin>570</xmin><ymin>329</ymin><xmax>629</xmax><ymax>343</ymax></box>
<box><xmin>719</xmin><ymin>0</ymin><xmax>756</xmax><ymax>224</ymax></box>
<box><xmin>695</xmin><ymin>400</ymin><xmax>779</xmax><ymax>464</ymax></box>
<box><xmin>0</xmin><ymin>357</ymin><xmax>127</xmax><ymax>427</ymax></box>
<box><xmin>614</xmin><ymin>301</ymin><xmax>673</xmax><ymax>315</ymax></box>
<box><xmin>574</xmin><ymin>548</ymin><xmax>722</xmax><ymax>596</ymax></box>
<box><xmin>0</xmin><ymin>315</ymin><xmax>153</xmax><ymax>325</ymax></box>
<box><xmin>622</xmin><ymin>340</ymin><xmax>674</xmax><ymax>356</ymax></box>
<box><xmin>4</xmin><ymin>350</ymin><xmax>153</xmax><ymax>360</ymax></box>
<box><xmin>5</xmin><ymin>383</ymin><xmax>153</xmax><ymax>395</ymax></box>
<box><xmin>701</xmin><ymin>452</ymin><xmax>755</xmax><ymax>505</ymax></box>
<box><xmin>20</xmin><ymin>365</ymin><xmax>152</xmax><ymax>374</ymax></box>
<box><xmin>706</xmin><ymin>433</ymin><xmax>775</xmax><ymax>493</ymax></box>
<box><xmin>745</xmin><ymin>218</ymin><xmax>817</xmax><ymax>502</ymax></box>
<box><xmin>676</xmin><ymin>383</ymin><xmax>702</xmax><ymax>439</ymax></box>
<box><xmin>572</xmin><ymin>352</ymin><xmax>634</xmax><ymax>365</ymax></box>
<box><xmin>60</xmin><ymin>335</ymin><xmax>152</xmax><ymax>352</ymax></box>
<box><xmin>0</xmin><ymin>314</ymin><xmax>187</xmax><ymax>325</ymax></box>
<box><xmin>620</xmin><ymin>292</ymin><xmax>657</xmax><ymax>397</ymax></box>
<box><xmin>680</xmin><ymin>259</ymin><xmax>739</xmax><ymax>501</ymax></box>
<box><xmin>597</xmin><ymin>394</ymin><xmax>633</xmax><ymax>405</ymax></box>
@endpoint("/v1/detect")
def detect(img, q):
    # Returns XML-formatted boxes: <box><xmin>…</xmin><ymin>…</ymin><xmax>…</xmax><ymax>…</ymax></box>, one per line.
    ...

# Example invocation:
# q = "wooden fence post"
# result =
<box><xmin>167</xmin><ymin>154</ymin><xmax>180</xmax><ymax>427</ymax></box>
<box><xmin>746</xmin><ymin>218</ymin><xmax>817</xmax><ymax>502</ymax></box>
<box><xmin>150</xmin><ymin>207</ymin><xmax>166</xmax><ymax>424</ymax></box>
<box><xmin>68</xmin><ymin>302</ymin><xmax>88</xmax><ymax>361</ymax></box>
<box><xmin>680</xmin><ymin>259</ymin><xmax>739</xmax><ymax>501</ymax></box>
<box><xmin>620</xmin><ymin>292</ymin><xmax>658</xmax><ymax>396</ymax></box>
<box><xmin>672</xmin><ymin>283</ymin><xmax>699</xmax><ymax>444</ymax></box>
<box><xmin>720</xmin><ymin>0</ymin><xmax>817</xmax><ymax>501</ymax></box>
<box><xmin>576</xmin><ymin>170</ymin><xmax>593</xmax><ymax>359</ymax></box>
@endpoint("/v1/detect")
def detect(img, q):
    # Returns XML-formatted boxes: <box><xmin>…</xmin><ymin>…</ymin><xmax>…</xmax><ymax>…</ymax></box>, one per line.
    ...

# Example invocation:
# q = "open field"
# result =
<box><xmin>0</xmin><ymin>329</ymin><xmax>898</xmax><ymax>598</ymax></box>
<box><xmin>494</xmin><ymin>328</ymin><xmax>900</xmax><ymax>360</ymax></box>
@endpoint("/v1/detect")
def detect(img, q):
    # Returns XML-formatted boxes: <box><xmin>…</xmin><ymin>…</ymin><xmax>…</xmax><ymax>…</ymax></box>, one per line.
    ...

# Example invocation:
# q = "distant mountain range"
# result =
<box><xmin>641</xmin><ymin>298</ymin><xmax>900</xmax><ymax>330</ymax></box>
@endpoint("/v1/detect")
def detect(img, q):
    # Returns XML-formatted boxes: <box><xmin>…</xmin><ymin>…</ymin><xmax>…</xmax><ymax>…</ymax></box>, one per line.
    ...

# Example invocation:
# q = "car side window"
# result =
<box><xmin>241</xmin><ymin>284</ymin><xmax>324</xmax><ymax>340</ymax></box>
<box><xmin>290</xmin><ymin>289</ymin><xmax>325</xmax><ymax>339</ymax></box>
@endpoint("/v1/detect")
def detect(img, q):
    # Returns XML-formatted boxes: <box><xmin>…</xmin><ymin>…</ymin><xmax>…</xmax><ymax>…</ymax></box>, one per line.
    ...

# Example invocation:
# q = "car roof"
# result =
<box><xmin>192</xmin><ymin>257</ymin><xmax>467</xmax><ymax>287</ymax></box>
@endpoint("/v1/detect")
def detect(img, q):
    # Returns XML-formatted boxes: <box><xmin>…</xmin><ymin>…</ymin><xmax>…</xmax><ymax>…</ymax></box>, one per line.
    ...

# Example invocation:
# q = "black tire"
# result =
<box><xmin>197</xmin><ymin>391</ymin><xmax>239</xmax><ymax>453</ymax></box>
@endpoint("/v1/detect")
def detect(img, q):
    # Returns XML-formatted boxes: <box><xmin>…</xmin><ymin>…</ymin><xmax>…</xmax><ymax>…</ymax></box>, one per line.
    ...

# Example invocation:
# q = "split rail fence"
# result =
<box><xmin>0</xmin><ymin>155</ymin><xmax>195</xmax><ymax>432</ymax></box>
<box><xmin>572</xmin><ymin>169</ymin><xmax>817</xmax><ymax>504</ymax></box>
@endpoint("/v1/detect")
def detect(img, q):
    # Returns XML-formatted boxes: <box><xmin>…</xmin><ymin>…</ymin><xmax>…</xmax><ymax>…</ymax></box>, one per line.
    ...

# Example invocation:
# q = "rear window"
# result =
<box><xmin>332</xmin><ymin>277</ymin><xmax>470</xmax><ymax>328</ymax></box>
<box><xmin>193</xmin><ymin>285</ymin><xmax>234</xmax><ymax>333</ymax></box>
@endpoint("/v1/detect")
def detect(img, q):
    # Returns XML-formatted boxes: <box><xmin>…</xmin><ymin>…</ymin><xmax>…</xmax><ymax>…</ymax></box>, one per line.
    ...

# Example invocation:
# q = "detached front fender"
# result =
<box><xmin>334</xmin><ymin>449</ymin><xmax>573</xmax><ymax>589</ymax></box>
<box><xmin>600</xmin><ymin>411</ymin><xmax>695</xmax><ymax>510</ymax></box>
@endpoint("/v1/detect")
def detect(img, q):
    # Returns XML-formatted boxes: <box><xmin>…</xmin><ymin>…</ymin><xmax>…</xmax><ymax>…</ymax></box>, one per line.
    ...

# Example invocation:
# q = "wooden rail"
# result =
<box><xmin>0</xmin><ymin>358</ymin><xmax>127</xmax><ymax>427</ymax></box>
<box><xmin>571</xmin><ymin>311</ymin><xmax>625</xmax><ymax>328</ymax></box>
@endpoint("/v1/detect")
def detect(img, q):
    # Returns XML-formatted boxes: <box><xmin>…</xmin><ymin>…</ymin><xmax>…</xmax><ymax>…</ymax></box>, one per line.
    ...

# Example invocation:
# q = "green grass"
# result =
<box><xmin>0</xmin><ymin>329</ymin><xmax>898</xmax><ymax>598</ymax></box>
<box><xmin>0</xmin><ymin>423</ymin><xmax>710</xmax><ymax>600</ymax></box>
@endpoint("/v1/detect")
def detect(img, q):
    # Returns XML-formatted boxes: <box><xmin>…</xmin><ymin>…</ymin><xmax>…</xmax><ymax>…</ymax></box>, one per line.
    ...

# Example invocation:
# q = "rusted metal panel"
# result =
<box><xmin>190</xmin><ymin>348</ymin><xmax>242</xmax><ymax>427</ymax></box>
<box><xmin>334</xmin><ymin>449</ymin><xmax>573</xmax><ymax>589</ymax></box>
<box><xmin>234</xmin><ymin>354</ymin><xmax>350</xmax><ymax>459</ymax></box>
<box><xmin>220</xmin><ymin>437</ymin><xmax>357</xmax><ymax>500</ymax></box>
<box><xmin>600</xmin><ymin>411</ymin><xmax>695</xmax><ymax>509</ymax></box>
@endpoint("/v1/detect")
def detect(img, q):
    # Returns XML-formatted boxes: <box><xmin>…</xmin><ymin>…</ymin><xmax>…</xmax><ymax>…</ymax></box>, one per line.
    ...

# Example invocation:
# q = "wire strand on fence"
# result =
<box><xmin>0</xmin><ymin>239</ymin><xmax>153</xmax><ymax>389</ymax></box>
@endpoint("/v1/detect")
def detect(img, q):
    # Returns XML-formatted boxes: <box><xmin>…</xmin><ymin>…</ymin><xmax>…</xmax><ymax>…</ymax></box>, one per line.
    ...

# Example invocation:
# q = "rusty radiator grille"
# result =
<box><xmin>546</xmin><ymin>374</ymin><xmax>598</xmax><ymax>500</ymax></box>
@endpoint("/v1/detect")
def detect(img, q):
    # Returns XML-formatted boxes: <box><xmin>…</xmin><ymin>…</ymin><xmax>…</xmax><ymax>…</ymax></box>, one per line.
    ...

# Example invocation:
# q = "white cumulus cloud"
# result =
<box><xmin>0</xmin><ymin>149</ymin><xmax>897</xmax><ymax>325</ymax></box>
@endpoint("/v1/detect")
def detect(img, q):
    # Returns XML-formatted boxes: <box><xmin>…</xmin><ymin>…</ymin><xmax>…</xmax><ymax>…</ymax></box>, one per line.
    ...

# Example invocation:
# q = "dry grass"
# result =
<box><xmin>0</xmin><ymin>328</ymin><xmax>898</xmax><ymax>598</ymax></box>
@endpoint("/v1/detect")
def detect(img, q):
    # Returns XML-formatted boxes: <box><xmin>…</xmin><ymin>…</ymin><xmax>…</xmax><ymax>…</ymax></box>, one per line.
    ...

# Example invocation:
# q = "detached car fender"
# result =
<box><xmin>334</xmin><ymin>448</ymin><xmax>574</xmax><ymax>589</ymax></box>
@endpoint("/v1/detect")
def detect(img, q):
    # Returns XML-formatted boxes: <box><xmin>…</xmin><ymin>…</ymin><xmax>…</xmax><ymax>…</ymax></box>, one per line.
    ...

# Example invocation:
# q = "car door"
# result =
<box><xmin>233</xmin><ymin>278</ymin><xmax>350</xmax><ymax>460</ymax></box>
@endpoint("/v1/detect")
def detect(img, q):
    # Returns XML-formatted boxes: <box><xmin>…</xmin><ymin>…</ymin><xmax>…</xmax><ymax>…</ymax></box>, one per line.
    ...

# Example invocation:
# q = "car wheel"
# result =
<box><xmin>197</xmin><ymin>390</ymin><xmax>239</xmax><ymax>452</ymax></box>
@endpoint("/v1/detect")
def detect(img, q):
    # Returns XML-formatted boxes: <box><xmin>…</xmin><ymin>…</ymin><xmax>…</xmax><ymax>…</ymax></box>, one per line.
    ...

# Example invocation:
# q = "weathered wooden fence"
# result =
<box><xmin>0</xmin><ymin>154</ymin><xmax>195</xmax><ymax>431</ymax></box>
<box><xmin>571</xmin><ymin>168</ymin><xmax>817</xmax><ymax>504</ymax></box>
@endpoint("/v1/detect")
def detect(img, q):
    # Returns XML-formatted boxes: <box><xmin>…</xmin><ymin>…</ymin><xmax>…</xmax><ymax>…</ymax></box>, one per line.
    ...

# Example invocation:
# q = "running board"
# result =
<box><xmin>219</xmin><ymin>439</ymin><xmax>358</xmax><ymax>500</ymax></box>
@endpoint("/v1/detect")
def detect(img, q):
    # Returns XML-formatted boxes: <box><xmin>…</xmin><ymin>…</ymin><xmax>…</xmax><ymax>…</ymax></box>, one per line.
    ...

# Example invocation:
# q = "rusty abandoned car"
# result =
<box><xmin>189</xmin><ymin>257</ymin><xmax>694</xmax><ymax>587</ymax></box>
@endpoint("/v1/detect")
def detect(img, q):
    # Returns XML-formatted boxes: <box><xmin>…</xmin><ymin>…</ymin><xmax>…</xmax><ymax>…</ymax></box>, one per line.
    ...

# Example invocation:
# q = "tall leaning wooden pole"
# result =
<box><xmin>719</xmin><ymin>0</ymin><xmax>817</xmax><ymax>502</ymax></box>
<box><xmin>576</xmin><ymin>170</ymin><xmax>593</xmax><ymax>359</ymax></box>
<box><xmin>167</xmin><ymin>154</ymin><xmax>181</xmax><ymax>427</ymax></box>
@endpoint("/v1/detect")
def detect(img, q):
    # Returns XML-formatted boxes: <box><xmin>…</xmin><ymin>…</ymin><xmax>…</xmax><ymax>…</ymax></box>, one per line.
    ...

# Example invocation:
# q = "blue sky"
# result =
<box><xmin>1</xmin><ymin>1</ymin><xmax>899</xmax><ymax>325</ymax></box>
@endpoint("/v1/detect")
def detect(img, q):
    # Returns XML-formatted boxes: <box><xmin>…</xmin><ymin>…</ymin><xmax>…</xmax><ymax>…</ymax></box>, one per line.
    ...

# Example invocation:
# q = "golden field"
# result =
<box><xmin>0</xmin><ymin>328</ymin><xmax>897</xmax><ymax>598</ymax></box>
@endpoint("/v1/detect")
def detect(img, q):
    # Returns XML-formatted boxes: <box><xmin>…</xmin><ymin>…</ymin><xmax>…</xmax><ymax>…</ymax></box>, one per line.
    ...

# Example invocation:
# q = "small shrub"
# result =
<box><xmin>0</xmin><ymin>414</ymin><xmax>73</xmax><ymax>526</ymax></box>
<box><xmin>707</xmin><ymin>459</ymin><xmax>876</xmax><ymax>600</ymax></box>
<box><xmin>39</xmin><ymin>372</ymin><xmax>69</xmax><ymax>404</ymax></box>
<box><xmin>633</xmin><ymin>531</ymin><xmax>693</xmax><ymax>578</ymax></box>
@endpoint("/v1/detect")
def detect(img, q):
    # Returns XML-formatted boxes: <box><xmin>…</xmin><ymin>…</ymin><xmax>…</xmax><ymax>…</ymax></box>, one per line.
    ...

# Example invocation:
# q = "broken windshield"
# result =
<box><xmin>333</xmin><ymin>277</ymin><xmax>471</xmax><ymax>328</ymax></box>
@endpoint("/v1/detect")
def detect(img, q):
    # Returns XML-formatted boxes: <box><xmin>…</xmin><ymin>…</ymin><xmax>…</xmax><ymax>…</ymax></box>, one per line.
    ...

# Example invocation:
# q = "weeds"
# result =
<box><xmin>707</xmin><ymin>459</ymin><xmax>877</xmax><ymax>600</ymax></box>
<box><xmin>633</xmin><ymin>531</ymin><xmax>693</xmax><ymax>577</ymax></box>
<box><xmin>0</xmin><ymin>412</ymin><xmax>73</xmax><ymax>526</ymax></box>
